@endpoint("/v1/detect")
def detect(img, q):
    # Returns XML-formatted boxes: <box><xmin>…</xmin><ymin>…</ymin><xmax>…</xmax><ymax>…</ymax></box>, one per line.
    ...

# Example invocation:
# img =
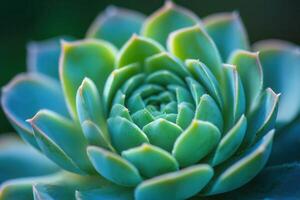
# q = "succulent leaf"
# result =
<box><xmin>253</xmin><ymin>40</ymin><xmax>300</xmax><ymax>125</ymax></box>
<box><xmin>27</xmin><ymin>36</ymin><xmax>74</xmax><ymax>79</ymax></box>
<box><xmin>29</xmin><ymin>110</ymin><xmax>92</xmax><ymax>174</ymax></box>
<box><xmin>122</xmin><ymin>144</ymin><xmax>179</xmax><ymax>179</ymax></box>
<box><xmin>0</xmin><ymin>135</ymin><xmax>58</xmax><ymax>184</ymax></box>
<box><xmin>228</xmin><ymin>50</ymin><xmax>263</xmax><ymax>112</ymax></box>
<box><xmin>87</xmin><ymin>6</ymin><xmax>145</xmax><ymax>48</ymax></box>
<box><xmin>142</xmin><ymin>1</ymin><xmax>199</xmax><ymax>46</ymax></box>
<box><xmin>87</xmin><ymin>146</ymin><xmax>143</xmax><ymax>186</ymax></box>
<box><xmin>135</xmin><ymin>164</ymin><xmax>214</xmax><ymax>200</ymax></box>
<box><xmin>60</xmin><ymin>39</ymin><xmax>117</xmax><ymax>118</ymax></box>
<box><xmin>168</xmin><ymin>26</ymin><xmax>223</xmax><ymax>80</ymax></box>
<box><xmin>204</xmin><ymin>12</ymin><xmax>250</xmax><ymax>60</ymax></box>
<box><xmin>1</xmin><ymin>74</ymin><xmax>69</xmax><ymax>149</ymax></box>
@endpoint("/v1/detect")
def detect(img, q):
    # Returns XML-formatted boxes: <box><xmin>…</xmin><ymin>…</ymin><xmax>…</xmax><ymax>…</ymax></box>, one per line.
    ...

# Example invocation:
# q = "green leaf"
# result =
<box><xmin>107</xmin><ymin>117</ymin><xmax>149</xmax><ymax>153</ymax></box>
<box><xmin>142</xmin><ymin>1</ymin><xmax>199</xmax><ymax>46</ymax></box>
<box><xmin>60</xmin><ymin>39</ymin><xmax>117</xmax><ymax>118</ymax></box>
<box><xmin>173</xmin><ymin>120</ymin><xmax>221</xmax><ymax>167</ymax></box>
<box><xmin>243</xmin><ymin>88</ymin><xmax>279</xmax><ymax>147</ymax></box>
<box><xmin>209</xmin><ymin>115</ymin><xmax>247</xmax><ymax>166</ymax></box>
<box><xmin>222</xmin><ymin>64</ymin><xmax>246</xmax><ymax>129</ymax></box>
<box><xmin>228</xmin><ymin>50</ymin><xmax>263</xmax><ymax>112</ymax></box>
<box><xmin>204</xmin><ymin>12</ymin><xmax>249</xmax><ymax>60</ymax></box>
<box><xmin>1</xmin><ymin>74</ymin><xmax>69</xmax><ymax>149</ymax></box>
<box><xmin>131</xmin><ymin>109</ymin><xmax>155</xmax><ymax>129</ymax></box>
<box><xmin>203</xmin><ymin>130</ymin><xmax>274</xmax><ymax>195</ymax></box>
<box><xmin>27</xmin><ymin>36</ymin><xmax>74</xmax><ymax>79</ymax></box>
<box><xmin>87</xmin><ymin>6</ymin><xmax>145</xmax><ymax>48</ymax></box>
<box><xmin>0</xmin><ymin>178</ymin><xmax>37</xmax><ymax>200</ymax></box>
<box><xmin>135</xmin><ymin>164</ymin><xmax>213</xmax><ymax>200</ymax></box>
<box><xmin>253</xmin><ymin>40</ymin><xmax>300</xmax><ymax>125</ymax></box>
<box><xmin>76</xmin><ymin>78</ymin><xmax>108</xmax><ymax>139</ymax></box>
<box><xmin>168</xmin><ymin>25</ymin><xmax>223</xmax><ymax>80</ymax></box>
<box><xmin>87</xmin><ymin>146</ymin><xmax>143</xmax><ymax>186</ymax></box>
<box><xmin>176</xmin><ymin>102</ymin><xmax>195</xmax><ymax>130</ymax></box>
<box><xmin>116</xmin><ymin>35</ymin><xmax>164</xmax><ymax>68</ymax></box>
<box><xmin>186</xmin><ymin>59</ymin><xmax>223</xmax><ymax>107</ymax></box>
<box><xmin>103</xmin><ymin>63</ymin><xmax>141</xmax><ymax>111</ymax></box>
<box><xmin>0</xmin><ymin>135</ymin><xmax>58</xmax><ymax>184</ymax></box>
<box><xmin>110</xmin><ymin>104</ymin><xmax>132</xmax><ymax>121</ymax></box>
<box><xmin>28</xmin><ymin>110</ymin><xmax>92</xmax><ymax>174</ymax></box>
<box><xmin>143</xmin><ymin>118</ymin><xmax>182</xmax><ymax>152</ymax></box>
<box><xmin>122</xmin><ymin>144</ymin><xmax>179</xmax><ymax>179</ymax></box>
<box><xmin>81</xmin><ymin>120</ymin><xmax>114</xmax><ymax>151</ymax></box>
<box><xmin>145</xmin><ymin>52</ymin><xmax>189</xmax><ymax>78</ymax></box>
<box><xmin>146</xmin><ymin>70</ymin><xmax>185</xmax><ymax>87</ymax></box>
<box><xmin>195</xmin><ymin>94</ymin><xmax>223</xmax><ymax>132</ymax></box>
<box><xmin>185</xmin><ymin>77</ymin><xmax>206</xmax><ymax>105</ymax></box>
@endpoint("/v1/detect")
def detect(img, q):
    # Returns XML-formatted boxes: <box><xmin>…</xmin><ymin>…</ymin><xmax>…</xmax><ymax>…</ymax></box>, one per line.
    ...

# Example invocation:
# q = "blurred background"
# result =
<box><xmin>0</xmin><ymin>0</ymin><xmax>299</xmax><ymax>133</ymax></box>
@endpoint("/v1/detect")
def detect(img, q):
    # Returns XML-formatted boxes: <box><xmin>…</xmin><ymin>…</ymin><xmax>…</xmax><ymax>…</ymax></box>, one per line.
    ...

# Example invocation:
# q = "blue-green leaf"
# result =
<box><xmin>173</xmin><ymin>120</ymin><xmax>221</xmax><ymax>167</ymax></box>
<box><xmin>142</xmin><ymin>1</ymin><xmax>199</xmax><ymax>46</ymax></box>
<box><xmin>116</xmin><ymin>35</ymin><xmax>164</xmax><ymax>68</ymax></box>
<box><xmin>204</xmin><ymin>130</ymin><xmax>274</xmax><ymax>195</ymax></box>
<box><xmin>87</xmin><ymin>146</ymin><xmax>143</xmax><ymax>186</ymax></box>
<box><xmin>87</xmin><ymin>6</ymin><xmax>145</xmax><ymax>48</ymax></box>
<box><xmin>29</xmin><ymin>110</ymin><xmax>92</xmax><ymax>174</ymax></box>
<box><xmin>1</xmin><ymin>74</ymin><xmax>69</xmax><ymax>149</ymax></box>
<box><xmin>122</xmin><ymin>144</ymin><xmax>179</xmax><ymax>179</ymax></box>
<box><xmin>0</xmin><ymin>135</ymin><xmax>58</xmax><ymax>184</ymax></box>
<box><xmin>76</xmin><ymin>186</ymin><xmax>134</xmax><ymax>200</ymax></box>
<box><xmin>143</xmin><ymin>118</ymin><xmax>182</xmax><ymax>152</ymax></box>
<box><xmin>168</xmin><ymin>25</ymin><xmax>223</xmax><ymax>80</ymax></box>
<box><xmin>253</xmin><ymin>40</ymin><xmax>300</xmax><ymax>125</ymax></box>
<box><xmin>204</xmin><ymin>12</ymin><xmax>249</xmax><ymax>60</ymax></box>
<box><xmin>27</xmin><ymin>36</ymin><xmax>74</xmax><ymax>79</ymax></box>
<box><xmin>76</xmin><ymin>78</ymin><xmax>108</xmax><ymax>139</ymax></box>
<box><xmin>135</xmin><ymin>164</ymin><xmax>213</xmax><ymax>200</ymax></box>
<box><xmin>60</xmin><ymin>39</ymin><xmax>117</xmax><ymax>118</ymax></box>
<box><xmin>107</xmin><ymin>117</ymin><xmax>149</xmax><ymax>153</ymax></box>
<box><xmin>195</xmin><ymin>94</ymin><xmax>223</xmax><ymax>132</ymax></box>
<box><xmin>228</xmin><ymin>50</ymin><xmax>263</xmax><ymax>112</ymax></box>
<box><xmin>145</xmin><ymin>52</ymin><xmax>189</xmax><ymax>78</ymax></box>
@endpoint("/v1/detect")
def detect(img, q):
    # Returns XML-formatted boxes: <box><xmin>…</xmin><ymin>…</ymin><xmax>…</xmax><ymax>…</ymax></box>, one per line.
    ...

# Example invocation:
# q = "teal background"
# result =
<box><xmin>0</xmin><ymin>0</ymin><xmax>299</xmax><ymax>133</ymax></box>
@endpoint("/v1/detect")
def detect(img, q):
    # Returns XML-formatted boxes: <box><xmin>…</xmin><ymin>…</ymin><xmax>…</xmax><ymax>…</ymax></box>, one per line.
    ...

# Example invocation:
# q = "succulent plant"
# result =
<box><xmin>1</xmin><ymin>2</ymin><xmax>300</xmax><ymax>200</ymax></box>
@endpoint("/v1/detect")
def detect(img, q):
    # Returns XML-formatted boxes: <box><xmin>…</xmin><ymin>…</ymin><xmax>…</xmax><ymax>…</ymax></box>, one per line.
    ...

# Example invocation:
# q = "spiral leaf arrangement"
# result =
<box><xmin>3</xmin><ymin>2</ymin><xmax>297</xmax><ymax>200</ymax></box>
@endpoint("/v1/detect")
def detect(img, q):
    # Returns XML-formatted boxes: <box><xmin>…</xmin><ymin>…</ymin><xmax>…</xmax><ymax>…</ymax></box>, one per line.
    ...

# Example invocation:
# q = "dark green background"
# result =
<box><xmin>0</xmin><ymin>0</ymin><xmax>299</xmax><ymax>133</ymax></box>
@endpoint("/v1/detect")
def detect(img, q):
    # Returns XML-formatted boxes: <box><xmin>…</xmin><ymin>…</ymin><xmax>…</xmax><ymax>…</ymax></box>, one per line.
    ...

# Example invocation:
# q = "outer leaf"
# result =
<box><xmin>29</xmin><ymin>110</ymin><xmax>92</xmax><ymax>174</ymax></box>
<box><xmin>135</xmin><ymin>164</ymin><xmax>213</xmax><ymax>200</ymax></box>
<box><xmin>203</xmin><ymin>130</ymin><xmax>274</xmax><ymax>195</ymax></box>
<box><xmin>60</xmin><ymin>39</ymin><xmax>117</xmax><ymax>118</ymax></box>
<box><xmin>1</xmin><ymin>74</ymin><xmax>69</xmax><ymax>149</ymax></box>
<box><xmin>142</xmin><ymin>1</ymin><xmax>199</xmax><ymax>46</ymax></box>
<box><xmin>168</xmin><ymin>25</ymin><xmax>223</xmax><ymax>80</ymax></box>
<box><xmin>87</xmin><ymin>6</ymin><xmax>145</xmax><ymax>48</ymax></box>
<box><xmin>228</xmin><ymin>50</ymin><xmax>263</xmax><ymax>112</ymax></box>
<box><xmin>27</xmin><ymin>36</ymin><xmax>74</xmax><ymax>79</ymax></box>
<box><xmin>87</xmin><ymin>146</ymin><xmax>143</xmax><ymax>186</ymax></box>
<box><xmin>0</xmin><ymin>135</ymin><xmax>58</xmax><ymax>184</ymax></box>
<box><xmin>253</xmin><ymin>40</ymin><xmax>300</xmax><ymax>125</ymax></box>
<box><xmin>204</xmin><ymin>12</ymin><xmax>249</xmax><ymax>60</ymax></box>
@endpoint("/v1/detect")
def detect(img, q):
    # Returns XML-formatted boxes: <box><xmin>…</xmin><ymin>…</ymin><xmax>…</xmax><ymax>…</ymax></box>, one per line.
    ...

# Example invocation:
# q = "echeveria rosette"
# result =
<box><xmin>1</xmin><ymin>2</ymin><xmax>300</xmax><ymax>200</ymax></box>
